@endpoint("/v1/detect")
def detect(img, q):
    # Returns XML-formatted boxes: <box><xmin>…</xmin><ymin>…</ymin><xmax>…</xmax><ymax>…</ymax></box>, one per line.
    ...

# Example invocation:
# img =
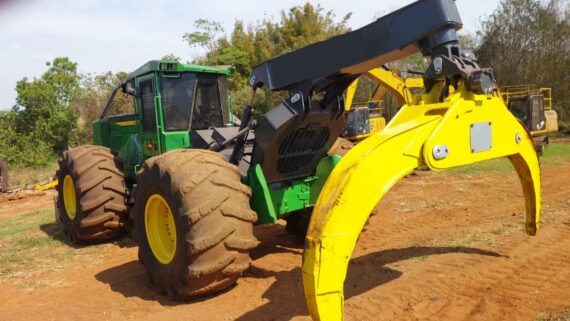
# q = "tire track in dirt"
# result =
<box><xmin>346</xmin><ymin>222</ymin><xmax>570</xmax><ymax>321</ymax></box>
<box><xmin>344</xmin><ymin>163</ymin><xmax>570</xmax><ymax>321</ymax></box>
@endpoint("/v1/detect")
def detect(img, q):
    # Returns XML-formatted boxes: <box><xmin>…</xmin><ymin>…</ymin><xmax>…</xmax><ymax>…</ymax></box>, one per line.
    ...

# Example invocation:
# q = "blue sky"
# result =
<box><xmin>0</xmin><ymin>0</ymin><xmax>500</xmax><ymax>109</ymax></box>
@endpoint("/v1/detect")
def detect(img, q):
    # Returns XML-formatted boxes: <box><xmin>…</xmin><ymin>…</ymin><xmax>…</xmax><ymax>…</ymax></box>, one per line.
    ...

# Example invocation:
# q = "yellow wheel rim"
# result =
<box><xmin>144</xmin><ymin>194</ymin><xmax>177</xmax><ymax>264</ymax></box>
<box><xmin>63</xmin><ymin>175</ymin><xmax>77</xmax><ymax>220</ymax></box>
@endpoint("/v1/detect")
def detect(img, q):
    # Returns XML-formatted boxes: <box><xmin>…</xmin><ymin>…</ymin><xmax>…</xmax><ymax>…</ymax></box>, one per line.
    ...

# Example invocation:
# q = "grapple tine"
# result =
<box><xmin>507</xmin><ymin>133</ymin><xmax>541</xmax><ymax>236</ymax></box>
<box><xmin>302</xmin><ymin>111</ymin><xmax>441</xmax><ymax>321</ymax></box>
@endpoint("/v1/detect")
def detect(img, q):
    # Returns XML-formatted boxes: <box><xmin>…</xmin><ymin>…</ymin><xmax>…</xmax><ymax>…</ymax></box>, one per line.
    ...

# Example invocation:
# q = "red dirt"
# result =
<box><xmin>0</xmin><ymin>190</ymin><xmax>55</xmax><ymax>219</ymax></box>
<box><xmin>0</xmin><ymin>163</ymin><xmax>569</xmax><ymax>321</ymax></box>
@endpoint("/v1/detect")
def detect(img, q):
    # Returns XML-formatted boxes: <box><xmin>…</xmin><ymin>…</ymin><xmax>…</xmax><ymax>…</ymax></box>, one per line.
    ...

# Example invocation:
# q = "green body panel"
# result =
<box><xmin>249</xmin><ymin>155</ymin><xmax>341</xmax><ymax>224</ymax></box>
<box><xmin>92</xmin><ymin>117</ymin><xmax>139</xmax><ymax>153</ymax></box>
<box><xmin>118</xmin><ymin>135</ymin><xmax>144</xmax><ymax>172</ymax></box>
<box><xmin>162</xmin><ymin>131</ymin><xmax>191</xmax><ymax>151</ymax></box>
<box><xmin>92</xmin><ymin>121</ymin><xmax>107</xmax><ymax>146</ymax></box>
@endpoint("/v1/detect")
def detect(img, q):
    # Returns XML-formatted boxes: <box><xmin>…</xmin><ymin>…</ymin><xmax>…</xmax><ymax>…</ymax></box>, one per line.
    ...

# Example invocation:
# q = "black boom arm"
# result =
<box><xmin>250</xmin><ymin>0</ymin><xmax>462</xmax><ymax>94</ymax></box>
<box><xmin>244</xmin><ymin>0</ymin><xmax>493</xmax><ymax>184</ymax></box>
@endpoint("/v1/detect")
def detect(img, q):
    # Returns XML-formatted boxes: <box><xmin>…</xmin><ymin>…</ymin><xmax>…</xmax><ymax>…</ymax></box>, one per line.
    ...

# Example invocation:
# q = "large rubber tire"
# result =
<box><xmin>133</xmin><ymin>149</ymin><xmax>259</xmax><ymax>299</ymax></box>
<box><xmin>0</xmin><ymin>158</ymin><xmax>8</xmax><ymax>193</ymax></box>
<box><xmin>56</xmin><ymin>145</ymin><xmax>128</xmax><ymax>243</ymax></box>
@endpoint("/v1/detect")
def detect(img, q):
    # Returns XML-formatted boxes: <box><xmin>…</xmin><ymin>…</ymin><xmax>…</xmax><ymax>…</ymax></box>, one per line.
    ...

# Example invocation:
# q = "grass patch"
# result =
<box><xmin>8</xmin><ymin>161</ymin><xmax>58</xmax><ymax>189</ymax></box>
<box><xmin>490</xmin><ymin>223</ymin><xmax>513</xmax><ymax>236</ymax></box>
<box><xmin>450</xmin><ymin>143</ymin><xmax>570</xmax><ymax>174</ymax></box>
<box><xmin>541</xmin><ymin>143</ymin><xmax>570</xmax><ymax>166</ymax></box>
<box><xmin>537</xmin><ymin>308</ymin><xmax>570</xmax><ymax>321</ymax></box>
<box><xmin>450</xmin><ymin>158</ymin><xmax>513</xmax><ymax>173</ymax></box>
<box><xmin>0</xmin><ymin>209</ymin><xmax>94</xmax><ymax>281</ymax></box>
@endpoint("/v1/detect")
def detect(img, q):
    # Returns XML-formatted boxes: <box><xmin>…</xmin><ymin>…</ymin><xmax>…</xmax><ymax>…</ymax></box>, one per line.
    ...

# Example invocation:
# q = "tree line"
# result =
<box><xmin>476</xmin><ymin>0</ymin><xmax>570</xmax><ymax>121</ymax></box>
<box><xmin>0</xmin><ymin>0</ymin><xmax>568</xmax><ymax>168</ymax></box>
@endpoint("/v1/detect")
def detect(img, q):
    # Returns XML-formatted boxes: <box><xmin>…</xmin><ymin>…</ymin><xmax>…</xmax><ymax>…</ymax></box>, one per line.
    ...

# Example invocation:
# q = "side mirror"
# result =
<box><xmin>122</xmin><ymin>84</ymin><xmax>137</xmax><ymax>96</ymax></box>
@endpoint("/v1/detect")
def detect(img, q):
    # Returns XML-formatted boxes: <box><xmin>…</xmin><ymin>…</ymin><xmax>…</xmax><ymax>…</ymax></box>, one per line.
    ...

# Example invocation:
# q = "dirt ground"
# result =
<box><xmin>0</xmin><ymin>160</ymin><xmax>569</xmax><ymax>321</ymax></box>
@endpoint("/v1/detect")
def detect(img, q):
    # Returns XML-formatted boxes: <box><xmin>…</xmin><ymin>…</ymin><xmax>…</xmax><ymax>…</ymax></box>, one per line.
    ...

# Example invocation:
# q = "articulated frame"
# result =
<box><xmin>302</xmin><ymin>81</ymin><xmax>541</xmax><ymax>320</ymax></box>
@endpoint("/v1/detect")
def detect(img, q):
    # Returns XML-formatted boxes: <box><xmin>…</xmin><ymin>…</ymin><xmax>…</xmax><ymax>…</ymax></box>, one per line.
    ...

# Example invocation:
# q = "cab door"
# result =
<box><xmin>136</xmin><ymin>74</ymin><xmax>161</xmax><ymax>158</ymax></box>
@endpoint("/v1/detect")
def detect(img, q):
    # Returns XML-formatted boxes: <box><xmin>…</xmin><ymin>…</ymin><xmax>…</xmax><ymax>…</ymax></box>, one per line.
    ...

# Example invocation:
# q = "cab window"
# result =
<box><xmin>161</xmin><ymin>73</ymin><xmax>196</xmax><ymax>131</ymax></box>
<box><xmin>191</xmin><ymin>74</ymin><xmax>224</xmax><ymax>130</ymax></box>
<box><xmin>102</xmin><ymin>82</ymin><xmax>135</xmax><ymax>118</ymax></box>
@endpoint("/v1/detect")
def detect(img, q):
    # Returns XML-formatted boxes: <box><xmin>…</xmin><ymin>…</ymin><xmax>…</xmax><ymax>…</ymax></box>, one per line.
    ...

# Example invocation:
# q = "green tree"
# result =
<box><xmin>160</xmin><ymin>54</ymin><xmax>182</xmax><ymax>62</ymax></box>
<box><xmin>475</xmin><ymin>0</ymin><xmax>570</xmax><ymax>121</ymax></box>
<box><xmin>12</xmin><ymin>57</ymin><xmax>80</xmax><ymax>154</ymax></box>
<box><xmin>0</xmin><ymin>117</ymin><xmax>53</xmax><ymax>167</ymax></box>
<box><xmin>183</xmin><ymin>19</ymin><xmax>224</xmax><ymax>52</ymax></box>
<box><xmin>184</xmin><ymin>3</ymin><xmax>352</xmax><ymax>115</ymax></box>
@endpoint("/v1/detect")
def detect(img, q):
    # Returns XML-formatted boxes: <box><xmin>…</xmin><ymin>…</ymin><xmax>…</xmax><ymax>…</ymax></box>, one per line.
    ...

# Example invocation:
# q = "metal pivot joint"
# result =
<box><xmin>432</xmin><ymin>145</ymin><xmax>449</xmax><ymax>160</ymax></box>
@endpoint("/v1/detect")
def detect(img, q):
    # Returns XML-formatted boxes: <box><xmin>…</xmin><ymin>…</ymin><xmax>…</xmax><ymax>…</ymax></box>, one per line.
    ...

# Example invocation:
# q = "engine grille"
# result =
<box><xmin>276</xmin><ymin>125</ymin><xmax>330</xmax><ymax>174</ymax></box>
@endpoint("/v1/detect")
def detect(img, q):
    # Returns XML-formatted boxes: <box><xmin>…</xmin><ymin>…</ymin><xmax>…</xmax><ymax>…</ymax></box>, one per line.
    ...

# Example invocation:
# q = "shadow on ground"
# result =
<box><xmin>234</xmin><ymin>245</ymin><xmax>504</xmax><ymax>321</ymax></box>
<box><xmin>39</xmin><ymin>221</ymin><xmax>136</xmax><ymax>248</ymax></box>
<box><xmin>94</xmin><ymin>220</ymin><xmax>504</xmax><ymax>316</ymax></box>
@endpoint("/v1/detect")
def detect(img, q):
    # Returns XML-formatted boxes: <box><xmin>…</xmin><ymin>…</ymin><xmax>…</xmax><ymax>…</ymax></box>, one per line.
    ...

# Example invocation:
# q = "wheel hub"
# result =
<box><xmin>144</xmin><ymin>194</ymin><xmax>177</xmax><ymax>264</ymax></box>
<box><xmin>63</xmin><ymin>175</ymin><xmax>77</xmax><ymax>220</ymax></box>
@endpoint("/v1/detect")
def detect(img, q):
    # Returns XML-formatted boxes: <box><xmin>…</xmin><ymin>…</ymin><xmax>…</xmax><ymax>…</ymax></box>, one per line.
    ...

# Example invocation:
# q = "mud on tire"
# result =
<box><xmin>133</xmin><ymin>149</ymin><xmax>259</xmax><ymax>299</ymax></box>
<box><xmin>56</xmin><ymin>145</ymin><xmax>128</xmax><ymax>243</ymax></box>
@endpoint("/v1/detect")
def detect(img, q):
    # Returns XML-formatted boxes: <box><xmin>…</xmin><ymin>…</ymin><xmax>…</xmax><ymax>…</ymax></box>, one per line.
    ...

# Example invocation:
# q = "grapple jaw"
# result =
<box><xmin>302</xmin><ymin>83</ymin><xmax>541</xmax><ymax>320</ymax></box>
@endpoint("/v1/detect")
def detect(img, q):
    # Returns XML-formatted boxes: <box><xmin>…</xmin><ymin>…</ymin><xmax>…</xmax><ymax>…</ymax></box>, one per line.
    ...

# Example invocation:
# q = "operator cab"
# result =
<box><xmin>507</xmin><ymin>94</ymin><xmax>546</xmax><ymax>132</ymax></box>
<box><xmin>343</xmin><ymin>107</ymin><xmax>371</xmax><ymax>138</ymax></box>
<box><xmin>93</xmin><ymin>61</ymin><xmax>240</xmax><ymax>175</ymax></box>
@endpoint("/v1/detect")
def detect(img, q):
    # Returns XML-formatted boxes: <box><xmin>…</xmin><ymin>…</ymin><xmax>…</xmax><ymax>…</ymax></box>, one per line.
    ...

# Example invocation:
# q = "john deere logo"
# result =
<box><xmin>146</xmin><ymin>139</ymin><xmax>154</xmax><ymax>151</ymax></box>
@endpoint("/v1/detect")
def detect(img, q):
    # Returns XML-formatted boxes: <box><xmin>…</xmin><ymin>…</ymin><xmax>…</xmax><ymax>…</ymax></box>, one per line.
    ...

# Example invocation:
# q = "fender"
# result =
<box><xmin>302</xmin><ymin>82</ymin><xmax>541</xmax><ymax>320</ymax></box>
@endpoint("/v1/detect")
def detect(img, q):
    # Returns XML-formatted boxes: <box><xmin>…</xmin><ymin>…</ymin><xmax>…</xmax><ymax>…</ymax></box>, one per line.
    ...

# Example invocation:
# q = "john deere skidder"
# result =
<box><xmin>56</xmin><ymin>0</ymin><xmax>542</xmax><ymax>319</ymax></box>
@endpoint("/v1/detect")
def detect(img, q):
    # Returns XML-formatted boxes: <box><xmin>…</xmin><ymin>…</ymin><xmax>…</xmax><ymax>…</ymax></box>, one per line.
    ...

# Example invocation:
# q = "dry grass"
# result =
<box><xmin>537</xmin><ymin>309</ymin><xmax>570</xmax><ymax>321</ymax></box>
<box><xmin>0</xmin><ymin>209</ymin><xmax>104</xmax><ymax>283</ymax></box>
<box><xmin>8</xmin><ymin>162</ymin><xmax>58</xmax><ymax>189</ymax></box>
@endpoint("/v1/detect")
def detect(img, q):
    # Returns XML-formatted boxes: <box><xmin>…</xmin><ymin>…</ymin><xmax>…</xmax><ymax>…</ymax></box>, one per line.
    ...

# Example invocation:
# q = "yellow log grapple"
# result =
<box><xmin>249</xmin><ymin>0</ymin><xmax>543</xmax><ymax>319</ymax></box>
<box><xmin>302</xmin><ymin>83</ymin><xmax>540</xmax><ymax>320</ymax></box>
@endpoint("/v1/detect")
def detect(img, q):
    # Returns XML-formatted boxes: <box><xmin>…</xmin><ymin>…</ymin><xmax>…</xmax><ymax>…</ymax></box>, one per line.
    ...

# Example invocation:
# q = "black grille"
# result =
<box><xmin>276</xmin><ymin>125</ymin><xmax>329</xmax><ymax>174</ymax></box>
<box><xmin>140</xmin><ymin>80</ymin><xmax>156</xmax><ymax>132</ymax></box>
<box><xmin>277</xmin><ymin>155</ymin><xmax>315</xmax><ymax>174</ymax></box>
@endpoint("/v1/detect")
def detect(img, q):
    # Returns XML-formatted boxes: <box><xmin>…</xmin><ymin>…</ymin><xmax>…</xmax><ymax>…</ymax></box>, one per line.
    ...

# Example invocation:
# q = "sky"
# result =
<box><xmin>0</xmin><ymin>0</ymin><xmax>500</xmax><ymax>110</ymax></box>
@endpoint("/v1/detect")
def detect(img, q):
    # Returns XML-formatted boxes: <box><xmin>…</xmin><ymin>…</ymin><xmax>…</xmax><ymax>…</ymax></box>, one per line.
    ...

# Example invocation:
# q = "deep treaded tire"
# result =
<box><xmin>133</xmin><ymin>149</ymin><xmax>259</xmax><ymax>299</ymax></box>
<box><xmin>57</xmin><ymin>145</ymin><xmax>128</xmax><ymax>243</ymax></box>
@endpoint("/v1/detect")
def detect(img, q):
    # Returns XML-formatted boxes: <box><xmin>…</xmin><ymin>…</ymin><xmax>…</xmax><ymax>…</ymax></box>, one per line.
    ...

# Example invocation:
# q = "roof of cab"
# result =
<box><xmin>128</xmin><ymin>60</ymin><xmax>234</xmax><ymax>79</ymax></box>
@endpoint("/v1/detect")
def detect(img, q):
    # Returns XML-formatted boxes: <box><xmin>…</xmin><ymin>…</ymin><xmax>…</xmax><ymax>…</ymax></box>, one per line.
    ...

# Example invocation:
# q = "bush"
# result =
<box><xmin>0</xmin><ymin>127</ymin><xmax>55</xmax><ymax>168</ymax></box>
